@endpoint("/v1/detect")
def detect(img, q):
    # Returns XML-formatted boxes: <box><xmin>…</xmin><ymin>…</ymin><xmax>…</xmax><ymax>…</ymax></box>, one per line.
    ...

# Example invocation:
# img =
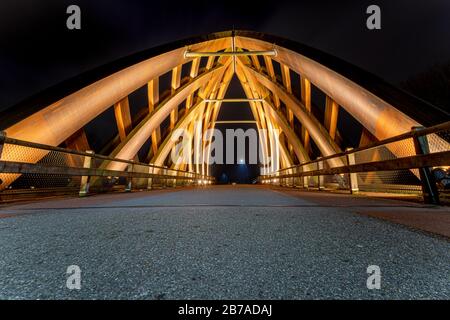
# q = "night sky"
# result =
<box><xmin>1</xmin><ymin>0</ymin><xmax>450</xmax><ymax>182</ymax></box>
<box><xmin>1</xmin><ymin>0</ymin><xmax>450</xmax><ymax>110</ymax></box>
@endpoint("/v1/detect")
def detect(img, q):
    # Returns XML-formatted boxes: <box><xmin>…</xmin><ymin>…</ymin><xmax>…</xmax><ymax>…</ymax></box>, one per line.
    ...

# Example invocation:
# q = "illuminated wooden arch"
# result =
<box><xmin>1</xmin><ymin>31</ymin><xmax>448</xmax><ymax>190</ymax></box>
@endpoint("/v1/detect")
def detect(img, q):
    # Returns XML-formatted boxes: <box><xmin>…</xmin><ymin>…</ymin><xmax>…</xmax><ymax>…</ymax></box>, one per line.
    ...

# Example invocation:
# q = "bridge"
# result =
<box><xmin>0</xmin><ymin>31</ymin><xmax>449</xmax><ymax>299</ymax></box>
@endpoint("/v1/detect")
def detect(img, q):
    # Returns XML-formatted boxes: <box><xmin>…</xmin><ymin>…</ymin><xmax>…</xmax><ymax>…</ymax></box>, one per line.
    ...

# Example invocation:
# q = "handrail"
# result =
<box><xmin>260</xmin><ymin>151</ymin><xmax>450</xmax><ymax>179</ymax></box>
<box><xmin>0</xmin><ymin>160</ymin><xmax>210</xmax><ymax>181</ymax></box>
<box><xmin>1</xmin><ymin>134</ymin><xmax>212</xmax><ymax>179</ymax></box>
<box><xmin>272</xmin><ymin>120</ymin><xmax>450</xmax><ymax>174</ymax></box>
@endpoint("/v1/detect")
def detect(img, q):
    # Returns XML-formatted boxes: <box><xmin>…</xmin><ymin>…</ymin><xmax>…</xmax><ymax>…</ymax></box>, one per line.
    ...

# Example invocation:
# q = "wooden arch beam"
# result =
<box><xmin>237</xmin><ymin>61</ymin><xmax>310</xmax><ymax>166</ymax></box>
<box><xmin>234</xmin><ymin>36</ymin><xmax>420</xmax><ymax>145</ymax></box>
<box><xmin>235</xmin><ymin>61</ymin><xmax>295</xmax><ymax>171</ymax></box>
<box><xmin>238</xmin><ymin>60</ymin><xmax>344</xmax><ymax>168</ymax></box>
<box><xmin>105</xmin><ymin>63</ymin><xmax>229</xmax><ymax>171</ymax></box>
<box><xmin>153</xmin><ymin>62</ymin><xmax>233</xmax><ymax>168</ymax></box>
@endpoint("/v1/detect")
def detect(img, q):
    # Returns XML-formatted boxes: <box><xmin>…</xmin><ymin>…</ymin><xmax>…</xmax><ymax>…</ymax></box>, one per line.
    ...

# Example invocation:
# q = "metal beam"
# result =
<box><xmin>184</xmin><ymin>50</ymin><xmax>277</xmax><ymax>58</ymax></box>
<box><xmin>203</xmin><ymin>98</ymin><xmax>265</xmax><ymax>103</ymax></box>
<box><xmin>215</xmin><ymin>121</ymin><xmax>257</xmax><ymax>124</ymax></box>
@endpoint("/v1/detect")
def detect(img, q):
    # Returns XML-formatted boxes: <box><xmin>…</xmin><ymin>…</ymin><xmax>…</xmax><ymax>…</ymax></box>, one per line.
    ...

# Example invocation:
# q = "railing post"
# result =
<box><xmin>412</xmin><ymin>126</ymin><xmax>440</xmax><ymax>205</ymax></box>
<box><xmin>172</xmin><ymin>172</ymin><xmax>177</xmax><ymax>188</ymax></box>
<box><xmin>163</xmin><ymin>166</ymin><xmax>168</xmax><ymax>188</ymax></box>
<box><xmin>302</xmin><ymin>166</ymin><xmax>309</xmax><ymax>189</ymax></box>
<box><xmin>292</xmin><ymin>172</ymin><xmax>296</xmax><ymax>187</ymax></box>
<box><xmin>185</xmin><ymin>173</ymin><xmax>188</xmax><ymax>186</ymax></box>
<box><xmin>294</xmin><ymin>168</ymin><xmax>301</xmax><ymax>188</ymax></box>
<box><xmin>317</xmin><ymin>158</ymin><xmax>325</xmax><ymax>191</ymax></box>
<box><xmin>79</xmin><ymin>150</ymin><xmax>94</xmax><ymax>197</ymax></box>
<box><xmin>345</xmin><ymin>148</ymin><xmax>359</xmax><ymax>194</ymax></box>
<box><xmin>125</xmin><ymin>160</ymin><xmax>134</xmax><ymax>192</ymax></box>
<box><xmin>0</xmin><ymin>131</ymin><xmax>5</xmax><ymax>159</ymax></box>
<box><xmin>147</xmin><ymin>166</ymin><xmax>154</xmax><ymax>190</ymax></box>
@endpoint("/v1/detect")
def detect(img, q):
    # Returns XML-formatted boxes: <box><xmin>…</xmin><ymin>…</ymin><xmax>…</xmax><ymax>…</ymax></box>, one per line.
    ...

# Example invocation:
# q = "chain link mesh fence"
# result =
<box><xmin>260</xmin><ymin>122</ymin><xmax>450</xmax><ymax>202</ymax></box>
<box><xmin>0</xmin><ymin>137</ymin><xmax>213</xmax><ymax>202</ymax></box>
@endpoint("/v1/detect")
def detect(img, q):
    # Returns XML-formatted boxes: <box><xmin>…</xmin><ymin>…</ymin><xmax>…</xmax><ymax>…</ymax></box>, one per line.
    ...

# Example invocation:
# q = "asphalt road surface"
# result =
<box><xmin>0</xmin><ymin>185</ymin><xmax>449</xmax><ymax>299</ymax></box>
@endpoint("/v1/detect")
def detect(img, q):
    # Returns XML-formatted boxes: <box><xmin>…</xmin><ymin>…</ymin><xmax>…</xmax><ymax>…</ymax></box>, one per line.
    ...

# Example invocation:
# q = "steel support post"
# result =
<box><xmin>147</xmin><ymin>166</ymin><xmax>154</xmax><ymax>190</ymax></box>
<box><xmin>163</xmin><ymin>167</ymin><xmax>168</xmax><ymax>188</ymax></box>
<box><xmin>302</xmin><ymin>166</ymin><xmax>309</xmax><ymax>189</ymax></box>
<box><xmin>412</xmin><ymin>126</ymin><xmax>440</xmax><ymax>205</ymax></box>
<box><xmin>0</xmin><ymin>131</ymin><xmax>5</xmax><ymax>159</ymax></box>
<box><xmin>345</xmin><ymin>148</ymin><xmax>359</xmax><ymax>194</ymax></box>
<box><xmin>317</xmin><ymin>158</ymin><xmax>325</xmax><ymax>190</ymax></box>
<box><xmin>125</xmin><ymin>160</ymin><xmax>134</xmax><ymax>192</ymax></box>
<box><xmin>79</xmin><ymin>150</ymin><xmax>94</xmax><ymax>197</ymax></box>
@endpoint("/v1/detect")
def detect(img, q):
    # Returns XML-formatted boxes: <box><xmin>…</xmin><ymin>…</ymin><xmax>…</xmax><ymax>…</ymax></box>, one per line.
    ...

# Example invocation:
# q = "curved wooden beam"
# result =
<box><xmin>237</xmin><ymin>60</ymin><xmax>310</xmax><ymax>165</ymax></box>
<box><xmin>235</xmin><ymin>62</ymin><xmax>293</xmax><ymax>171</ymax></box>
<box><xmin>151</xmin><ymin>99</ymin><xmax>206</xmax><ymax>167</ymax></box>
<box><xmin>234</xmin><ymin>36</ymin><xmax>420</xmax><ymax>142</ymax></box>
<box><xmin>239</xmin><ymin>60</ymin><xmax>344</xmax><ymax>168</ymax></box>
<box><xmin>106</xmin><ymin>63</ymin><xmax>229</xmax><ymax>171</ymax></box>
<box><xmin>6</xmin><ymin>38</ymin><xmax>231</xmax><ymax>147</ymax></box>
<box><xmin>202</xmin><ymin>66</ymin><xmax>235</xmax><ymax>176</ymax></box>
<box><xmin>153</xmin><ymin>62</ymin><xmax>233</xmax><ymax>168</ymax></box>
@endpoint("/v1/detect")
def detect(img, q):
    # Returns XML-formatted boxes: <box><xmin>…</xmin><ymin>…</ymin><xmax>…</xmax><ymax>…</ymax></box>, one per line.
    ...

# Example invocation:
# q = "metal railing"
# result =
<box><xmin>0</xmin><ymin>132</ymin><xmax>214</xmax><ymax>201</ymax></box>
<box><xmin>259</xmin><ymin>121</ymin><xmax>450</xmax><ymax>204</ymax></box>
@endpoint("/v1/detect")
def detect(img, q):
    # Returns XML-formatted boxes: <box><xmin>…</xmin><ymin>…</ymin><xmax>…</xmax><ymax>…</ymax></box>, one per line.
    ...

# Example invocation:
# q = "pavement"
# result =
<box><xmin>0</xmin><ymin>185</ymin><xmax>449</xmax><ymax>299</ymax></box>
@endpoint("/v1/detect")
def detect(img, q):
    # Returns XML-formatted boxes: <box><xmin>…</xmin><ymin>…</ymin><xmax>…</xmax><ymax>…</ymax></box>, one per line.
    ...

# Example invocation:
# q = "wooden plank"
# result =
<box><xmin>359</xmin><ymin>127</ymin><xmax>378</xmax><ymax>147</ymax></box>
<box><xmin>114</xmin><ymin>96</ymin><xmax>133</xmax><ymax>141</ymax></box>
<box><xmin>185</xmin><ymin>58</ymin><xmax>200</xmax><ymax>111</ymax></box>
<box><xmin>300</xmin><ymin>77</ymin><xmax>311</xmax><ymax>153</ymax></box>
<box><xmin>170</xmin><ymin>65</ymin><xmax>182</xmax><ymax>130</ymax></box>
<box><xmin>64</xmin><ymin>129</ymin><xmax>91</xmax><ymax>168</ymax></box>
<box><xmin>263</xmin><ymin>56</ymin><xmax>280</xmax><ymax>108</ymax></box>
<box><xmin>148</xmin><ymin>78</ymin><xmax>162</xmax><ymax>156</ymax></box>
<box><xmin>250</xmin><ymin>55</ymin><xmax>261</xmax><ymax>71</ymax></box>
<box><xmin>324</xmin><ymin>96</ymin><xmax>339</xmax><ymax>140</ymax></box>
<box><xmin>65</xmin><ymin>128</ymin><xmax>90</xmax><ymax>152</ymax></box>
<box><xmin>281</xmin><ymin>64</ymin><xmax>294</xmax><ymax>156</ymax></box>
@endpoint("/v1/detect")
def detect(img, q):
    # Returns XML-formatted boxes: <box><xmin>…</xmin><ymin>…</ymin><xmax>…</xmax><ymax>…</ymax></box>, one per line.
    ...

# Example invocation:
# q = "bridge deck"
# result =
<box><xmin>0</xmin><ymin>185</ymin><xmax>449</xmax><ymax>299</ymax></box>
